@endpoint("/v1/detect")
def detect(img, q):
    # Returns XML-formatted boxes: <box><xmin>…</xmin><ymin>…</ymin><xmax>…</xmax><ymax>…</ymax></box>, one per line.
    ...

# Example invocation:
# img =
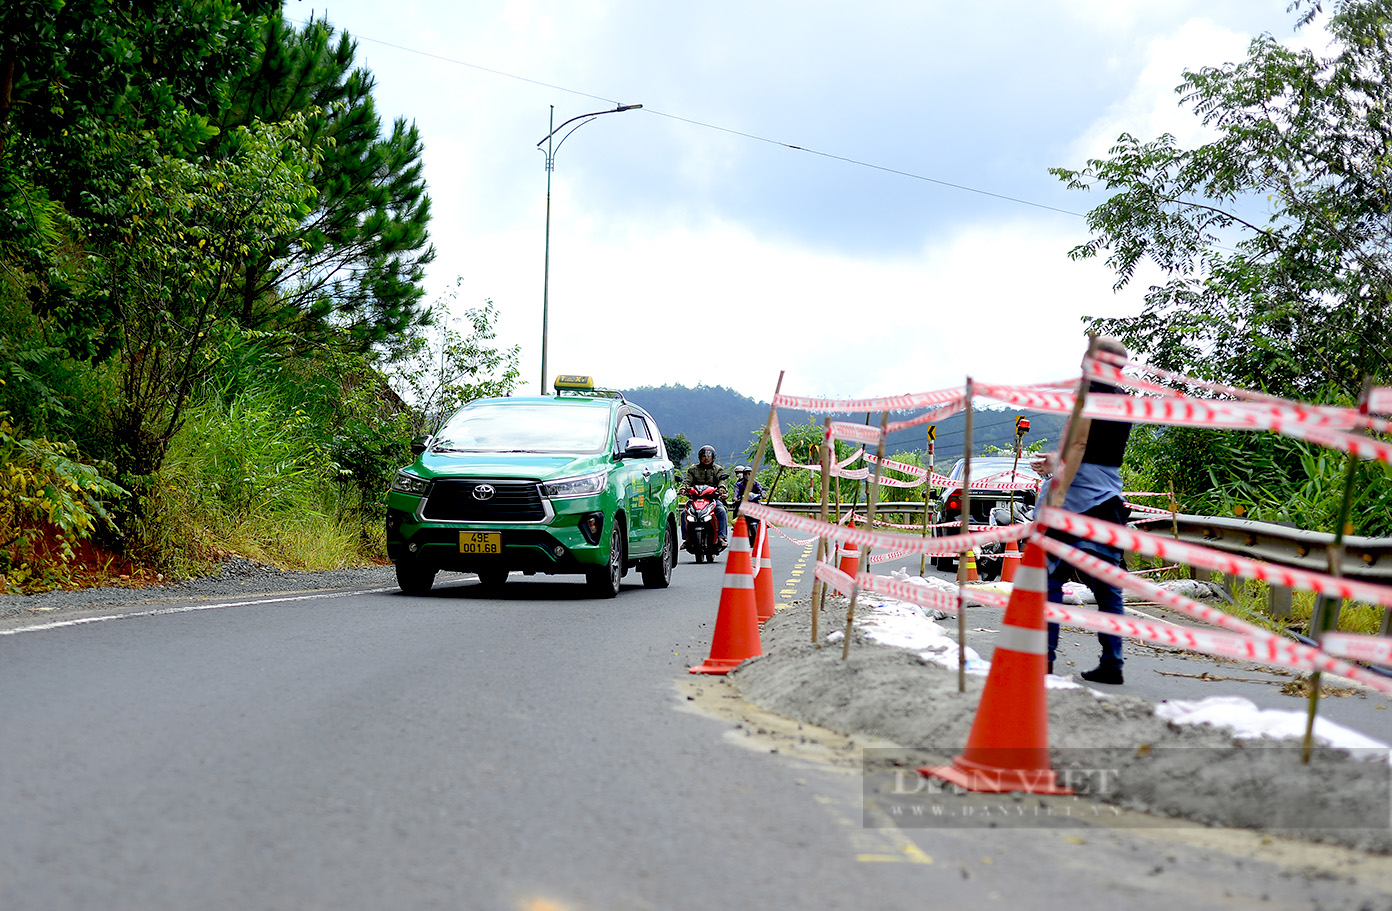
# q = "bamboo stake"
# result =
<box><xmin>812</xmin><ymin>417</ymin><xmax>833</xmax><ymax>645</ymax></box>
<box><xmin>958</xmin><ymin>379</ymin><xmax>974</xmax><ymax>692</ymax></box>
<box><xmin>735</xmin><ymin>371</ymin><xmax>783</xmax><ymax>517</ymax></box>
<box><xmin>843</xmin><ymin>410</ymin><xmax>889</xmax><ymax>660</ymax></box>
<box><xmin>919</xmin><ymin>424</ymin><xmax>935</xmax><ymax>575</ymax></box>
<box><xmin>1302</xmin><ymin>378</ymin><xmax>1369</xmax><ymax>763</ymax></box>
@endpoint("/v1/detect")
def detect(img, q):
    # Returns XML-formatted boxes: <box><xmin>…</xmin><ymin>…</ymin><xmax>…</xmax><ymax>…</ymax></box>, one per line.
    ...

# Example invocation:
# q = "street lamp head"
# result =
<box><xmin>615</xmin><ymin>104</ymin><xmax>643</xmax><ymax>112</ymax></box>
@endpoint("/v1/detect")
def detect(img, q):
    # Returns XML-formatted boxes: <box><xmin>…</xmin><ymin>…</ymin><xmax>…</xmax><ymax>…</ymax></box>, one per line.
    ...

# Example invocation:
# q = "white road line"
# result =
<box><xmin>0</xmin><ymin>587</ymin><xmax>398</xmax><ymax>637</ymax></box>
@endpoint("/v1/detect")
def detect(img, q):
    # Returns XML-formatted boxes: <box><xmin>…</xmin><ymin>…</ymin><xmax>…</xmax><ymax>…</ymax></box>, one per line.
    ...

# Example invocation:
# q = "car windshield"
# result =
<box><xmin>432</xmin><ymin>402</ymin><xmax>612</xmax><ymax>453</ymax></box>
<box><xmin>947</xmin><ymin>458</ymin><xmax>1040</xmax><ymax>482</ymax></box>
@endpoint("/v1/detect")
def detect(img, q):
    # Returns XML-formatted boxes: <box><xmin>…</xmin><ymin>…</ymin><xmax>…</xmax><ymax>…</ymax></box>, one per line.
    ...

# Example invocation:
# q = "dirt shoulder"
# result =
<box><xmin>715</xmin><ymin>595</ymin><xmax>1392</xmax><ymax>857</ymax></box>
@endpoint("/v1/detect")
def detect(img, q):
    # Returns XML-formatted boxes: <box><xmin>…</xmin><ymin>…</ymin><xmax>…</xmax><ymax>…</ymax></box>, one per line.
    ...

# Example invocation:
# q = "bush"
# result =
<box><xmin>0</xmin><ymin>408</ymin><xmax>126</xmax><ymax>591</ymax></box>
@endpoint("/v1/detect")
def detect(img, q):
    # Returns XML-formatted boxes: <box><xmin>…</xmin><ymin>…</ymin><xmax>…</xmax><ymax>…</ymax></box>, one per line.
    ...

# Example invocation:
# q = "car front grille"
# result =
<box><xmin>422</xmin><ymin>479</ymin><xmax>547</xmax><ymax>522</ymax></box>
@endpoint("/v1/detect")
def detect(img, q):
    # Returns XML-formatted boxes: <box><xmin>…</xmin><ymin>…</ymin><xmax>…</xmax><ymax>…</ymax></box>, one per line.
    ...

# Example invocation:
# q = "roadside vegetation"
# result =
<box><xmin>4</xmin><ymin>0</ymin><xmax>1392</xmax><ymax>623</ymax></box>
<box><xmin>0</xmin><ymin>2</ymin><xmax>518</xmax><ymax>592</ymax></box>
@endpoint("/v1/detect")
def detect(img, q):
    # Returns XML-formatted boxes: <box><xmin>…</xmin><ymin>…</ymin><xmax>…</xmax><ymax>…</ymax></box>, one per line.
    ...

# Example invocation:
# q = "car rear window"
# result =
<box><xmin>433</xmin><ymin>403</ymin><xmax>612</xmax><ymax>453</ymax></box>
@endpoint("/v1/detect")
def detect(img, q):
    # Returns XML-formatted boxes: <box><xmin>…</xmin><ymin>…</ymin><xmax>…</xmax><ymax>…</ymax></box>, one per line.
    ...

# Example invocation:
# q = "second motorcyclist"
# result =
<box><xmin>684</xmin><ymin>445</ymin><xmax>729</xmax><ymax>548</ymax></box>
<box><xmin>733</xmin><ymin>465</ymin><xmax>763</xmax><ymax>506</ymax></box>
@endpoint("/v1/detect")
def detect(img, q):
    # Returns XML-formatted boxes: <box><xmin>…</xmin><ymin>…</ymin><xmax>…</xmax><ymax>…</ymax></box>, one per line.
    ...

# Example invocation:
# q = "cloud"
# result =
<box><xmin>470</xmin><ymin>210</ymin><xmax>1154</xmax><ymax>402</ymax></box>
<box><xmin>1066</xmin><ymin>18</ymin><xmax>1256</xmax><ymax>164</ymax></box>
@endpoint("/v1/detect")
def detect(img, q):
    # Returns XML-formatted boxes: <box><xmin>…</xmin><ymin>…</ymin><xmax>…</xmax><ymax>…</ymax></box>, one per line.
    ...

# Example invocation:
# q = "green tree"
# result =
<box><xmin>215</xmin><ymin>15</ymin><xmax>435</xmax><ymax>356</ymax></box>
<box><xmin>663</xmin><ymin>433</ymin><xmax>691</xmax><ymax>466</ymax></box>
<box><xmin>1051</xmin><ymin>0</ymin><xmax>1392</xmax><ymax>400</ymax></box>
<box><xmin>388</xmin><ymin>284</ymin><xmax>522</xmax><ymax>436</ymax></box>
<box><xmin>96</xmin><ymin>115</ymin><xmax>319</xmax><ymax>476</ymax></box>
<box><xmin>0</xmin><ymin>0</ymin><xmax>278</xmax><ymax>357</ymax></box>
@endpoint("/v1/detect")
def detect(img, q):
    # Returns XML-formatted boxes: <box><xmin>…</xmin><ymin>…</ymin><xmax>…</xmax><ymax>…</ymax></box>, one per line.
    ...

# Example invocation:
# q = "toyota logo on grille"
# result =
<box><xmin>472</xmin><ymin>484</ymin><xmax>496</xmax><ymax>501</ymax></box>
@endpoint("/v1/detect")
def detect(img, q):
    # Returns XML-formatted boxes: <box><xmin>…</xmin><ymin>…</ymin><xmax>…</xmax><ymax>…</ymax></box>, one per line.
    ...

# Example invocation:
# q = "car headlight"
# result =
<box><xmin>540</xmin><ymin>471</ymin><xmax>608</xmax><ymax>499</ymax></box>
<box><xmin>391</xmin><ymin>471</ymin><xmax>431</xmax><ymax>496</ymax></box>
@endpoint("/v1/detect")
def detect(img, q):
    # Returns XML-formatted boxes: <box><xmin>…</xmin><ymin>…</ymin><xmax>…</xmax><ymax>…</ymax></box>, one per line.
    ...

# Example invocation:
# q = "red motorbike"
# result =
<box><xmin>681</xmin><ymin>484</ymin><xmax>726</xmax><ymax>563</ymax></box>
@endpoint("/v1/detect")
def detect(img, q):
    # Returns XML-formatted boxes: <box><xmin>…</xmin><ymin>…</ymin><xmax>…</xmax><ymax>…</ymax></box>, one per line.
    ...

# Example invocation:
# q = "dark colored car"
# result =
<box><xmin>931</xmin><ymin>456</ymin><xmax>1040</xmax><ymax>576</ymax></box>
<box><xmin>385</xmin><ymin>377</ymin><xmax>680</xmax><ymax>597</ymax></box>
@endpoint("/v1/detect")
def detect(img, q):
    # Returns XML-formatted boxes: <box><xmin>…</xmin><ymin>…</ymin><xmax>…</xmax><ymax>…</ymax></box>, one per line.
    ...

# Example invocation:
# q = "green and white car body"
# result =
<box><xmin>385</xmin><ymin>379</ymin><xmax>680</xmax><ymax>597</ymax></box>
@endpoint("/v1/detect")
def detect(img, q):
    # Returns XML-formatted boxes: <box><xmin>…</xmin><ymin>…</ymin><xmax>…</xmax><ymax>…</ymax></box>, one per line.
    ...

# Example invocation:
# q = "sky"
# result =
<box><xmin>291</xmin><ymin>0</ymin><xmax>1321</xmax><ymax>403</ymax></box>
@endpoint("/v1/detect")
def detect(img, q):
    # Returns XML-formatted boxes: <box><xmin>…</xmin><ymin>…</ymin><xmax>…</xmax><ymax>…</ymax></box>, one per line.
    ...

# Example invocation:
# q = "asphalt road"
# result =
<box><xmin>2</xmin><ymin>534</ymin><xmax>1390</xmax><ymax>910</ymax></box>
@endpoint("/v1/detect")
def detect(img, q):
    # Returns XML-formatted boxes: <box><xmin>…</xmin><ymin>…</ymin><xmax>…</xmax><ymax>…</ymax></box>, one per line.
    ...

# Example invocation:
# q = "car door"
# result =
<box><xmin>615</xmin><ymin>410</ymin><xmax>663</xmax><ymax>557</ymax></box>
<box><xmin>629</xmin><ymin>411</ymin><xmax>672</xmax><ymax>555</ymax></box>
<box><xmin>610</xmin><ymin>411</ymin><xmax>651</xmax><ymax>558</ymax></box>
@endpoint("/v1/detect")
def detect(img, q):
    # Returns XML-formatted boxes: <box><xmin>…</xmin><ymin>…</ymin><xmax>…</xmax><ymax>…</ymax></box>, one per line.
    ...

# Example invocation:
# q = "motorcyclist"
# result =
<box><xmin>684</xmin><ymin>445</ymin><xmax>729</xmax><ymax>547</ymax></box>
<box><xmin>733</xmin><ymin>465</ymin><xmax>763</xmax><ymax>505</ymax></box>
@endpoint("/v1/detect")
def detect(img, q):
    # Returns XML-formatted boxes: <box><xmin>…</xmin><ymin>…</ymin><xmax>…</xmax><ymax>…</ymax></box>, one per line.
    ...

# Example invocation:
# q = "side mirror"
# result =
<box><xmin>621</xmin><ymin>437</ymin><xmax>660</xmax><ymax>459</ymax></box>
<box><xmin>410</xmin><ymin>435</ymin><xmax>433</xmax><ymax>456</ymax></box>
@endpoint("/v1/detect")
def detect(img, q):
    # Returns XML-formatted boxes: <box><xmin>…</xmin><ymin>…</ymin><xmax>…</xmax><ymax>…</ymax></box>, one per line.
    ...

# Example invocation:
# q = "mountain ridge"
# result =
<box><xmin>621</xmin><ymin>383</ymin><xmax>1066</xmax><ymax>466</ymax></box>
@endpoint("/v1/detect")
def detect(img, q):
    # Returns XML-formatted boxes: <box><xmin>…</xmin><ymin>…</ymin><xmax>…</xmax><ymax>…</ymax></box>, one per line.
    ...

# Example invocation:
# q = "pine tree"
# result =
<box><xmin>215</xmin><ymin>15</ymin><xmax>436</xmax><ymax>358</ymax></box>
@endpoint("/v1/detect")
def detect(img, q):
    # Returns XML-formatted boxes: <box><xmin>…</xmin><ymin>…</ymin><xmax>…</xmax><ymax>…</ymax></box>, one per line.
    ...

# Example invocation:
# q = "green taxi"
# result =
<box><xmin>385</xmin><ymin>376</ymin><xmax>680</xmax><ymax>597</ymax></box>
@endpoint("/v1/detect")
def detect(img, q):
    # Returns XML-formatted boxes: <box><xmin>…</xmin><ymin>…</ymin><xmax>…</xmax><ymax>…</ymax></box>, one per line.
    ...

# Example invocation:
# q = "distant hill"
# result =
<box><xmin>622</xmin><ymin>383</ymin><xmax>1067</xmax><ymax>467</ymax></box>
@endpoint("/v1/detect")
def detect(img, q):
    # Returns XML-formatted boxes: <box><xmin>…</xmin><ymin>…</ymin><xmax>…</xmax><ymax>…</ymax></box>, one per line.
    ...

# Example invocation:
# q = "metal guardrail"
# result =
<box><xmin>768</xmin><ymin>501</ymin><xmax>1392</xmax><ymax>633</ymax></box>
<box><xmin>1160</xmin><ymin>514</ymin><xmax>1392</xmax><ymax>584</ymax></box>
<box><xmin>771</xmin><ymin>502</ymin><xmax>1392</xmax><ymax>579</ymax></box>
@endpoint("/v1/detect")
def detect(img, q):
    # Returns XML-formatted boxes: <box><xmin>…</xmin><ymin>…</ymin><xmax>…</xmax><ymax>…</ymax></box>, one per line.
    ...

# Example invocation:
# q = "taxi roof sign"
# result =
<box><xmin>554</xmin><ymin>374</ymin><xmax>594</xmax><ymax>392</ymax></box>
<box><xmin>554</xmin><ymin>375</ymin><xmax>626</xmax><ymax>401</ymax></box>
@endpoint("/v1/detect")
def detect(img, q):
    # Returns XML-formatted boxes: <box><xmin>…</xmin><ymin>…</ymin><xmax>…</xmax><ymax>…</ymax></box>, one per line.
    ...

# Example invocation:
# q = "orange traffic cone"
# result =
<box><xmin>834</xmin><ymin>518</ymin><xmax>860</xmax><ymax>596</ymax></box>
<box><xmin>1001</xmin><ymin>539</ymin><xmax>1021</xmax><ymax>583</ymax></box>
<box><xmin>690</xmin><ymin>517</ymin><xmax>762</xmax><ymax>675</ymax></box>
<box><xmin>920</xmin><ymin>541</ymin><xmax>1073</xmax><ymax>794</ymax></box>
<box><xmin>753</xmin><ymin>523</ymin><xmax>776</xmax><ymax>624</ymax></box>
<box><xmin>963</xmin><ymin>549</ymin><xmax>980</xmax><ymax>582</ymax></box>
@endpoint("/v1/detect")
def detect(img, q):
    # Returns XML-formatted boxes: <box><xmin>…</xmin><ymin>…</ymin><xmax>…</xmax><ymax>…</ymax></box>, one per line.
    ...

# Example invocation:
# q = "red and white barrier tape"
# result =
<box><xmin>1088</xmin><ymin>353</ymin><xmax>1392</xmax><ymax>435</ymax></box>
<box><xmin>1036</xmin><ymin>507</ymin><xmax>1392</xmax><ymax>610</ymax></box>
<box><xmin>1125</xmin><ymin>502</ymin><xmax>1177</xmax><ymax>517</ymax></box>
<box><xmin>774</xmin><ymin>386</ymin><xmax>964</xmax><ymax>414</ymax></box>
<box><xmin>817</xmin><ymin>532</ymin><xmax>1392</xmax><ymax>693</ymax></box>
<box><xmin>1322</xmin><ymin>632</ymin><xmax>1392</xmax><ymax>665</ymax></box>
<box><xmin>867</xmin><ymin>548</ymin><xmax>922</xmax><ymax>566</ymax></box>
<box><xmin>814</xmin><ymin>561</ymin><xmax>961</xmax><ymax>614</ymax></box>
<box><xmin>741</xmin><ymin>501</ymin><xmax>1030</xmax><ymax>556</ymax></box>
<box><xmin>828</xmin><ymin>421</ymin><xmax>885</xmax><ymax>445</ymax></box>
<box><xmin>1369</xmin><ymin>386</ymin><xmax>1392</xmax><ymax>416</ymax></box>
<box><xmin>768</xmin><ymin>414</ymin><xmax>872</xmax><ymax>473</ymax></box>
<box><xmin>1033</xmin><ymin>535</ymin><xmax>1392</xmax><ymax>695</ymax></box>
<box><xmin>884</xmin><ymin>396</ymin><xmax>969</xmax><ymax>434</ymax></box>
<box><xmin>771</xmin><ymin>525</ymin><xmax>819</xmax><ymax>547</ymax></box>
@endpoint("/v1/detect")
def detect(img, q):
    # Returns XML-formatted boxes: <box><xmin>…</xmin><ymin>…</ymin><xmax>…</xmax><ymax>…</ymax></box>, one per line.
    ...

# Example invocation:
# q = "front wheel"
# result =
<box><xmin>640</xmin><ymin>521</ymin><xmax>676</xmax><ymax>588</ymax></box>
<box><xmin>395</xmin><ymin>558</ymin><xmax>437</xmax><ymax>595</ymax></box>
<box><xmin>586</xmin><ymin>517</ymin><xmax>625</xmax><ymax>598</ymax></box>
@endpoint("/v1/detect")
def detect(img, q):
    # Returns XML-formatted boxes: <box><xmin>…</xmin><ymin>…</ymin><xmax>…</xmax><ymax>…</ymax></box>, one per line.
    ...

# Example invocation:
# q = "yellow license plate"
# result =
<box><xmin>459</xmin><ymin>532</ymin><xmax>501</xmax><ymax>555</ymax></box>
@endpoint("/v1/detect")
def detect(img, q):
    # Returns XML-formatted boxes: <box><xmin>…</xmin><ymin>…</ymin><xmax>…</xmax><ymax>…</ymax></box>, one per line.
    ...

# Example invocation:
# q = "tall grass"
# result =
<box><xmin>151</xmin><ymin>348</ymin><xmax>401</xmax><ymax>575</ymax></box>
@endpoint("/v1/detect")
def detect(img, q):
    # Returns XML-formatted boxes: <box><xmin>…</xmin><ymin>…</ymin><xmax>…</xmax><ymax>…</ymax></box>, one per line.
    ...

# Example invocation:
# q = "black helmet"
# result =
<box><xmin>698</xmin><ymin>445</ymin><xmax>715</xmax><ymax>462</ymax></box>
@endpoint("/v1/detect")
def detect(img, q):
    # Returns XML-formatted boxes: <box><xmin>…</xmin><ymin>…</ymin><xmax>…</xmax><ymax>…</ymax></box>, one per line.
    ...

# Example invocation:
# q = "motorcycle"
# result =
<box><xmin>681</xmin><ymin>483</ymin><xmax>727</xmax><ymax>563</ymax></box>
<box><xmin>976</xmin><ymin>502</ymin><xmax>1032</xmax><ymax>582</ymax></box>
<box><xmin>732</xmin><ymin>485</ymin><xmax>763</xmax><ymax>547</ymax></box>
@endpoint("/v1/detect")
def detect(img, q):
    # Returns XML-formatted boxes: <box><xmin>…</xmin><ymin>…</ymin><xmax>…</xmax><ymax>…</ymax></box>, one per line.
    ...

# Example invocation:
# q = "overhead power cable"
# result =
<box><xmin>290</xmin><ymin>18</ymin><xmax>1086</xmax><ymax>219</ymax></box>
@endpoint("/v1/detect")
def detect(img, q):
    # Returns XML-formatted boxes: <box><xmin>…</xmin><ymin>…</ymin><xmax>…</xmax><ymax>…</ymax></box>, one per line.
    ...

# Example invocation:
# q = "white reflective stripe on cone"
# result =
<box><xmin>997</xmin><ymin>623</ymin><xmax>1047</xmax><ymax>655</ymax></box>
<box><xmin>1013</xmin><ymin>564</ymin><xmax>1047</xmax><ymax>593</ymax></box>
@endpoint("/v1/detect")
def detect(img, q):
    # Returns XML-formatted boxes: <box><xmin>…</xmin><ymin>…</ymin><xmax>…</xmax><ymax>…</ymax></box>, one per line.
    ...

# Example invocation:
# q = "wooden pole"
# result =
<box><xmin>843</xmin><ymin>411</ymin><xmax>889</xmax><ymax>660</ymax></box>
<box><xmin>736</xmin><ymin>371</ymin><xmax>784</xmax><ymax>517</ymax></box>
<box><xmin>812</xmin><ymin>418</ymin><xmax>833</xmax><ymax>644</ymax></box>
<box><xmin>958</xmin><ymin>379</ymin><xmax>974</xmax><ymax>692</ymax></box>
<box><xmin>1302</xmin><ymin>378</ymin><xmax>1368</xmax><ymax>763</ymax></box>
<box><xmin>920</xmin><ymin>425</ymin><xmax>935</xmax><ymax>575</ymax></box>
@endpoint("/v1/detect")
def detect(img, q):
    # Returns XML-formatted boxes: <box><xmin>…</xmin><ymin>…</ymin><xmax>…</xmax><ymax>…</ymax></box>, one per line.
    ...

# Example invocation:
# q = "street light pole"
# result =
<box><xmin>537</xmin><ymin>102</ymin><xmax>642</xmax><ymax>394</ymax></box>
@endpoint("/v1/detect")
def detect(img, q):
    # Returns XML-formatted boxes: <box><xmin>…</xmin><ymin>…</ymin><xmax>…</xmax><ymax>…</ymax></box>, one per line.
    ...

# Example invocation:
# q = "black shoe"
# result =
<box><xmin>1080</xmin><ymin>665</ymin><xmax>1124</xmax><ymax>685</ymax></box>
<box><xmin>1047</xmin><ymin>660</ymin><xmax>1054</xmax><ymax>675</ymax></box>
